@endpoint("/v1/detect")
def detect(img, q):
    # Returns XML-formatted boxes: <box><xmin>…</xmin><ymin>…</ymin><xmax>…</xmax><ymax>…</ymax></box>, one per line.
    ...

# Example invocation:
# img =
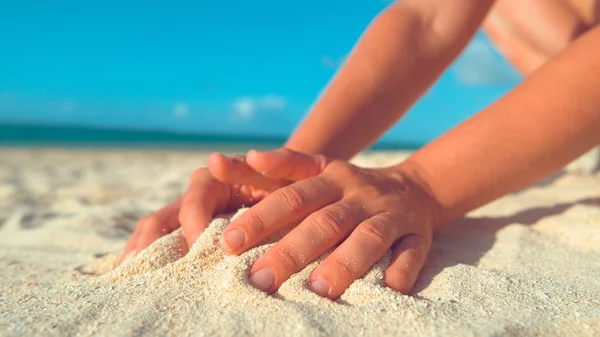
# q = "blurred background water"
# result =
<box><xmin>0</xmin><ymin>0</ymin><xmax>521</xmax><ymax>148</ymax></box>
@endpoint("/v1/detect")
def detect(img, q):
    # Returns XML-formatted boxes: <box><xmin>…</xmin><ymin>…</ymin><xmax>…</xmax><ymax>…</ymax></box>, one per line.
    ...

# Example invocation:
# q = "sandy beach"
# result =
<box><xmin>1</xmin><ymin>147</ymin><xmax>599</xmax><ymax>336</ymax></box>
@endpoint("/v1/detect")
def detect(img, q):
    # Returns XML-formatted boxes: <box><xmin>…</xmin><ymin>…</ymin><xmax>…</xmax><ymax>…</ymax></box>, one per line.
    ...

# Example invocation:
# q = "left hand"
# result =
<box><xmin>219</xmin><ymin>148</ymin><xmax>441</xmax><ymax>299</ymax></box>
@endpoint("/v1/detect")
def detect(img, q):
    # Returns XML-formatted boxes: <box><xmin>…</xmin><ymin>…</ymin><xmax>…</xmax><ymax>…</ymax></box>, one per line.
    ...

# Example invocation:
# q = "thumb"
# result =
<box><xmin>245</xmin><ymin>148</ymin><xmax>328</xmax><ymax>182</ymax></box>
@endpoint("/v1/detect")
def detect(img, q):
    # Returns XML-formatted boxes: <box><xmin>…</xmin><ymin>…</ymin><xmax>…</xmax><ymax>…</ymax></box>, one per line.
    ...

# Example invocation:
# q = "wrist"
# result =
<box><xmin>389</xmin><ymin>159</ymin><xmax>447</xmax><ymax>230</ymax></box>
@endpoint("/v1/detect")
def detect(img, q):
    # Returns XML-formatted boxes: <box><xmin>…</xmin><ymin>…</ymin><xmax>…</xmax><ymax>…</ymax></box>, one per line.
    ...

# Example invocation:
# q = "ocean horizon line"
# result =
<box><xmin>0</xmin><ymin>121</ymin><xmax>423</xmax><ymax>151</ymax></box>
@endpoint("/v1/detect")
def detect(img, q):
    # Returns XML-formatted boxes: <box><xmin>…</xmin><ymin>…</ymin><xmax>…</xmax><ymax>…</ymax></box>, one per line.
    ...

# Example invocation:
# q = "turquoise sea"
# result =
<box><xmin>0</xmin><ymin>2</ymin><xmax>521</xmax><ymax>152</ymax></box>
<box><xmin>0</xmin><ymin>121</ymin><xmax>423</xmax><ymax>150</ymax></box>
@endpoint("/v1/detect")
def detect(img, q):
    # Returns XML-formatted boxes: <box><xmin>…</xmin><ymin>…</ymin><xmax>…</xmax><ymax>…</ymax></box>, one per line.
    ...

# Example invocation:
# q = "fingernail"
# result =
<box><xmin>246</xmin><ymin>150</ymin><xmax>258</xmax><ymax>163</ymax></box>
<box><xmin>222</xmin><ymin>229</ymin><xmax>245</xmax><ymax>251</ymax></box>
<box><xmin>309</xmin><ymin>279</ymin><xmax>330</xmax><ymax>297</ymax></box>
<box><xmin>249</xmin><ymin>268</ymin><xmax>275</xmax><ymax>291</ymax></box>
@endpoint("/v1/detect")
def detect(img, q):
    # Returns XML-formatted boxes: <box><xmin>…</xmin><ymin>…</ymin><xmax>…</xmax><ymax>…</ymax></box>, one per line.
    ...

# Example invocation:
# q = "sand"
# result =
<box><xmin>1</xmin><ymin>147</ymin><xmax>599</xmax><ymax>336</ymax></box>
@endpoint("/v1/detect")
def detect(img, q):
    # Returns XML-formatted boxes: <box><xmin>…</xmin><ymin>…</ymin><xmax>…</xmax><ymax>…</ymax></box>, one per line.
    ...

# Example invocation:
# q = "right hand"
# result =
<box><xmin>120</xmin><ymin>149</ymin><xmax>326</xmax><ymax>262</ymax></box>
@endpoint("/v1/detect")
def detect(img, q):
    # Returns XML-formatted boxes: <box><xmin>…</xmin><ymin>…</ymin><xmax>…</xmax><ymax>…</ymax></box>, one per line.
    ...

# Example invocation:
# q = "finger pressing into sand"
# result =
<box><xmin>135</xmin><ymin>201</ymin><xmax>185</xmax><ymax>256</ymax></box>
<box><xmin>383</xmin><ymin>233</ymin><xmax>431</xmax><ymax>295</ymax></box>
<box><xmin>207</xmin><ymin>152</ymin><xmax>287</xmax><ymax>192</ymax></box>
<box><xmin>122</xmin><ymin>199</ymin><xmax>182</xmax><ymax>261</ymax></box>
<box><xmin>307</xmin><ymin>213</ymin><xmax>401</xmax><ymax>299</ymax></box>
<box><xmin>179</xmin><ymin>169</ymin><xmax>229</xmax><ymax>247</ymax></box>
<box><xmin>219</xmin><ymin>177</ymin><xmax>339</xmax><ymax>256</ymax></box>
<box><xmin>246</xmin><ymin>148</ymin><xmax>328</xmax><ymax>181</ymax></box>
<box><xmin>121</xmin><ymin>225</ymin><xmax>142</xmax><ymax>263</ymax></box>
<box><xmin>246</xmin><ymin>199</ymin><xmax>367</xmax><ymax>293</ymax></box>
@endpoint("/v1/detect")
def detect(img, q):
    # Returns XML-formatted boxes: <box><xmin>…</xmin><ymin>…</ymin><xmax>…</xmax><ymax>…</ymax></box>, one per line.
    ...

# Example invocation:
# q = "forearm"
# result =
<box><xmin>403</xmin><ymin>26</ymin><xmax>600</xmax><ymax>225</ymax></box>
<box><xmin>285</xmin><ymin>3</ymin><xmax>484</xmax><ymax>160</ymax></box>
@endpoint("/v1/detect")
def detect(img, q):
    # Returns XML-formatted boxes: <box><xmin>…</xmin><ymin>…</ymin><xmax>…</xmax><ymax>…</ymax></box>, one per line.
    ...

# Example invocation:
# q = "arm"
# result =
<box><xmin>285</xmin><ymin>0</ymin><xmax>496</xmax><ymax>160</ymax></box>
<box><xmin>402</xmin><ymin>26</ymin><xmax>600</xmax><ymax>225</ymax></box>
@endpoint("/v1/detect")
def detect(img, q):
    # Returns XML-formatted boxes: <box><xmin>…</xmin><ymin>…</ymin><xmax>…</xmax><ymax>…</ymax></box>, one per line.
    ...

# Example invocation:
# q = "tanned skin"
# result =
<box><xmin>122</xmin><ymin>0</ymin><xmax>600</xmax><ymax>298</ymax></box>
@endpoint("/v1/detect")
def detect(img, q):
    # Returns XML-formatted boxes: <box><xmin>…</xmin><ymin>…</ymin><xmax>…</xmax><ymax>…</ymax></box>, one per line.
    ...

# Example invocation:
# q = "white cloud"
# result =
<box><xmin>453</xmin><ymin>37</ymin><xmax>521</xmax><ymax>86</ymax></box>
<box><xmin>232</xmin><ymin>97</ymin><xmax>257</xmax><ymax>118</ymax></box>
<box><xmin>232</xmin><ymin>94</ymin><xmax>287</xmax><ymax>118</ymax></box>
<box><xmin>172</xmin><ymin>102</ymin><xmax>190</xmax><ymax>117</ymax></box>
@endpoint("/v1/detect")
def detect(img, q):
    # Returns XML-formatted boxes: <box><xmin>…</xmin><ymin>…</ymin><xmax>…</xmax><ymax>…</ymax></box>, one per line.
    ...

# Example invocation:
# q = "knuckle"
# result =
<box><xmin>326</xmin><ymin>161</ymin><xmax>355</xmax><ymax>178</ymax></box>
<box><xmin>356</xmin><ymin>218</ymin><xmax>393</xmax><ymax>248</ymax></box>
<box><xmin>276</xmin><ymin>186</ymin><xmax>307</xmax><ymax>213</ymax></box>
<box><xmin>403</xmin><ymin>246</ymin><xmax>424</xmax><ymax>267</ymax></box>
<box><xmin>327</xmin><ymin>255</ymin><xmax>357</xmax><ymax>280</ymax></box>
<box><xmin>271</xmin><ymin>243</ymin><xmax>303</xmax><ymax>272</ymax></box>
<box><xmin>243</xmin><ymin>208</ymin><xmax>266</xmax><ymax>235</ymax></box>
<box><xmin>336</xmin><ymin>199</ymin><xmax>355</xmax><ymax>213</ymax></box>
<box><xmin>309</xmin><ymin>208</ymin><xmax>346</xmax><ymax>240</ymax></box>
<box><xmin>363</xmin><ymin>185</ymin><xmax>386</xmax><ymax>199</ymax></box>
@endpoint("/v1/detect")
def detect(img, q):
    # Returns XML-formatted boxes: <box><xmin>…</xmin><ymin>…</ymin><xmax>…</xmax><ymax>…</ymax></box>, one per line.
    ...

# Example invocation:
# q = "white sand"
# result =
<box><xmin>1</xmin><ymin>148</ymin><xmax>599</xmax><ymax>336</ymax></box>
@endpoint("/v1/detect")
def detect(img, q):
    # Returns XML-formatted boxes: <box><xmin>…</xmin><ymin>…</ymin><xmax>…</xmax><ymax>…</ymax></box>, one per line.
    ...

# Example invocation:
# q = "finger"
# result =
<box><xmin>246</xmin><ymin>148</ymin><xmax>328</xmax><ymax>181</ymax></box>
<box><xmin>135</xmin><ymin>201</ymin><xmax>184</xmax><ymax>255</ymax></box>
<box><xmin>308</xmin><ymin>213</ymin><xmax>402</xmax><ymax>299</ymax></box>
<box><xmin>246</xmin><ymin>199</ymin><xmax>368</xmax><ymax>293</ymax></box>
<box><xmin>121</xmin><ymin>200</ymin><xmax>181</xmax><ymax>262</ymax></box>
<box><xmin>121</xmin><ymin>225</ymin><xmax>142</xmax><ymax>262</ymax></box>
<box><xmin>219</xmin><ymin>176</ymin><xmax>340</xmax><ymax>254</ymax></box>
<box><xmin>383</xmin><ymin>234</ymin><xmax>431</xmax><ymax>295</ymax></box>
<box><xmin>208</xmin><ymin>152</ymin><xmax>288</xmax><ymax>192</ymax></box>
<box><xmin>179</xmin><ymin>168</ymin><xmax>230</xmax><ymax>247</ymax></box>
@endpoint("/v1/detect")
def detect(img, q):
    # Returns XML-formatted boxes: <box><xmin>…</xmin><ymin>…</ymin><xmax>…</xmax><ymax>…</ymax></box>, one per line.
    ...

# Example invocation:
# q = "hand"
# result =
<box><xmin>120</xmin><ymin>151</ymin><xmax>315</xmax><ymax>261</ymax></box>
<box><xmin>219</xmin><ymin>148</ymin><xmax>441</xmax><ymax>298</ymax></box>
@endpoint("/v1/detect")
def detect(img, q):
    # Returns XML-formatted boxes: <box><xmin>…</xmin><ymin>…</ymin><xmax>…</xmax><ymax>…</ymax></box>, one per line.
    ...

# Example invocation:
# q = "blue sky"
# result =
<box><xmin>0</xmin><ymin>0</ymin><xmax>522</xmax><ymax>144</ymax></box>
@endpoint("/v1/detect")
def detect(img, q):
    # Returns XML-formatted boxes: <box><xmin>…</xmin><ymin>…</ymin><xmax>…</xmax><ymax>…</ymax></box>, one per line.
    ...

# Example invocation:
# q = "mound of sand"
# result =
<box><xmin>1</xmin><ymin>149</ymin><xmax>599</xmax><ymax>336</ymax></box>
